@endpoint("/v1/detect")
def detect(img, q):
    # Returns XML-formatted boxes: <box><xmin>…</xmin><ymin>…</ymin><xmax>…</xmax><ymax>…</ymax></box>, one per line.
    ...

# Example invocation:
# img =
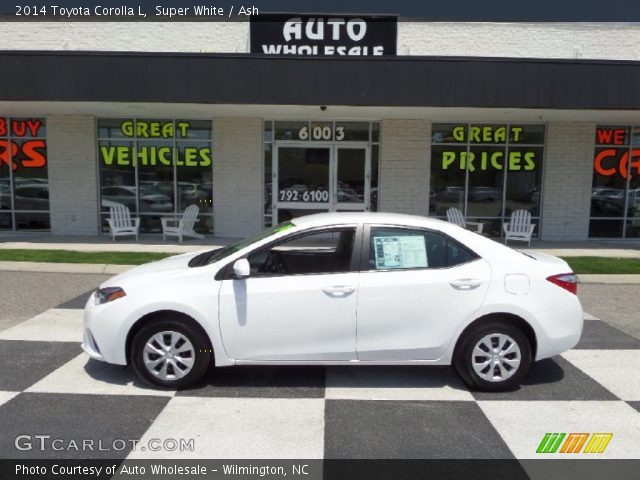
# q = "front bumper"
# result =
<box><xmin>82</xmin><ymin>291</ymin><xmax>128</xmax><ymax>365</ymax></box>
<box><xmin>81</xmin><ymin>327</ymin><xmax>104</xmax><ymax>361</ymax></box>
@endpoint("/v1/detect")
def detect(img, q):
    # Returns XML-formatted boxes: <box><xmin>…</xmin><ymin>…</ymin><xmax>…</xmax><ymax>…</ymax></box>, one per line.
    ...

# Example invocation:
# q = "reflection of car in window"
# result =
<box><xmin>100</xmin><ymin>185</ymin><xmax>173</xmax><ymax>212</ymax></box>
<box><xmin>12</xmin><ymin>184</ymin><xmax>50</xmax><ymax>227</ymax></box>
<box><xmin>14</xmin><ymin>185</ymin><xmax>50</xmax><ymax>207</ymax></box>
<box><xmin>591</xmin><ymin>187</ymin><xmax>634</xmax><ymax>216</ymax></box>
<box><xmin>469</xmin><ymin>186</ymin><xmax>501</xmax><ymax>202</ymax></box>
<box><xmin>437</xmin><ymin>186</ymin><xmax>465</xmax><ymax>202</ymax></box>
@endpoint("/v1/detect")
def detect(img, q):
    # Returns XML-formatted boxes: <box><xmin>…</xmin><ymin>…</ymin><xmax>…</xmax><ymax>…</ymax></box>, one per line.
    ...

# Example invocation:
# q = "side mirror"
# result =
<box><xmin>233</xmin><ymin>258</ymin><xmax>250</xmax><ymax>279</ymax></box>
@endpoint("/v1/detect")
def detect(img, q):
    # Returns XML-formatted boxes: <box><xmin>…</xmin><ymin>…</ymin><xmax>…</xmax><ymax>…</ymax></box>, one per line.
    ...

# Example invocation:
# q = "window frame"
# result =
<box><xmin>360</xmin><ymin>224</ymin><xmax>480</xmax><ymax>272</ymax></box>
<box><xmin>216</xmin><ymin>224</ymin><xmax>365</xmax><ymax>280</ymax></box>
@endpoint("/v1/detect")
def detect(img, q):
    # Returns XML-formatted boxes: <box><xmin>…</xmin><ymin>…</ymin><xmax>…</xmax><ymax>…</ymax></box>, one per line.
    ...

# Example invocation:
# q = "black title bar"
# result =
<box><xmin>2</xmin><ymin>0</ymin><xmax>640</xmax><ymax>21</ymax></box>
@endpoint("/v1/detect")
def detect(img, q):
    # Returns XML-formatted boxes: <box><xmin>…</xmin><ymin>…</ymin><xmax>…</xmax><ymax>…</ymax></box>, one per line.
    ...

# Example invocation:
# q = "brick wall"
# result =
<box><xmin>540</xmin><ymin>122</ymin><xmax>595</xmax><ymax>240</ymax></box>
<box><xmin>398</xmin><ymin>23</ymin><xmax>640</xmax><ymax>60</ymax></box>
<box><xmin>2</xmin><ymin>22</ymin><xmax>639</xmax><ymax>61</ymax></box>
<box><xmin>212</xmin><ymin>118</ymin><xmax>263</xmax><ymax>238</ymax></box>
<box><xmin>379</xmin><ymin>120</ymin><xmax>431</xmax><ymax>216</ymax></box>
<box><xmin>46</xmin><ymin>116</ymin><xmax>99</xmax><ymax>235</ymax></box>
<box><xmin>0</xmin><ymin>22</ymin><xmax>247</xmax><ymax>53</ymax></box>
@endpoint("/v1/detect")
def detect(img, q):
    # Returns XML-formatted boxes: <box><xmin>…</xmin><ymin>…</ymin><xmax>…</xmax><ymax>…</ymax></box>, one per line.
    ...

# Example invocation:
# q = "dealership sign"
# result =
<box><xmin>250</xmin><ymin>14</ymin><xmax>397</xmax><ymax>56</ymax></box>
<box><xmin>99</xmin><ymin>120</ymin><xmax>211</xmax><ymax>167</ymax></box>
<box><xmin>594</xmin><ymin>127</ymin><xmax>640</xmax><ymax>179</ymax></box>
<box><xmin>440</xmin><ymin>125</ymin><xmax>538</xmax><ymax>172</ymax></box>
<box><xmin>0</xmin><ymin>117</ymin><xmax>47</xmax><ymax>170</ymax></box>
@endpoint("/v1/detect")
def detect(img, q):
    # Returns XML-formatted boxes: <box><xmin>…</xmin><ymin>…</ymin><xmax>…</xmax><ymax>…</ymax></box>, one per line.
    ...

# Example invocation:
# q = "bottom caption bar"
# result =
<box><xmin>2</xmin><ymin>459</ymin><xmax>640</xmax><ymax>480</ymax></box>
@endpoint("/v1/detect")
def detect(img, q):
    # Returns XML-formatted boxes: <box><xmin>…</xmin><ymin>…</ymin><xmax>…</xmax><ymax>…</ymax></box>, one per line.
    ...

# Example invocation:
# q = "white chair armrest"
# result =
<box><xmin>107</xmin><ymin>219</ymin><xmax>114</xmax><ymax>229</ymax></box>
<box><xmin>132</xmin><ymin>218</ymin><xmax>140</xmax><ymax>228</ymax></box>
<box><xmin>503</xmin><ymin>223</ymin><xmax>510</xmax><ymax>233</ymax></box>
<box><xmin>161</xmin><ymin>217</ymin><xmax>177</xmax><ymax>228</ymax></box>
<box><xmin>466</xmin><ymin>221</ymin><xmax>483</xmax><ymax>234</ymax></box>
<box><xmin>529</xmin><ymin>224</ymin><xmax>536</xmax><ymax>234</ymax></box>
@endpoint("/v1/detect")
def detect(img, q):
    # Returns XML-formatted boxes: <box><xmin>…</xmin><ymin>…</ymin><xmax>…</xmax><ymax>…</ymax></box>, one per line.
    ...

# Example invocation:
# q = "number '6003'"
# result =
<box><xmin>298</xmin><ymin>126</ymin><xmax>345</xmax><ymax>141</ymax></box>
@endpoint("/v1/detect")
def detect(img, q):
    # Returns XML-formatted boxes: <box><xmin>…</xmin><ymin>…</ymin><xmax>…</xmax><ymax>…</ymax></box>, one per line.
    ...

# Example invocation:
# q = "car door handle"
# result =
<box><xmin>322</xmin><ymin>285</ymin><xmax>356</xmax><ymax>296</ymax></box>
<box><xmin>450</xmin><ymin>278</ymin><xmax>482</xmax><ymax>290</ymax></box>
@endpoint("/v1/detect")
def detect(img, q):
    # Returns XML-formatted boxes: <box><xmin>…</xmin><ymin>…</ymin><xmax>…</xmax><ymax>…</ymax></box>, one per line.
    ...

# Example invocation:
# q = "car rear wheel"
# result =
<box><xmin>454</xmin><ymin>322</ymin><xmax>532</xmax><ymax>392</ymax></box>
<box><xmin>131</xmin><ymin>318</ymin><xmax>212</xmax><ymax>389</ymax></box>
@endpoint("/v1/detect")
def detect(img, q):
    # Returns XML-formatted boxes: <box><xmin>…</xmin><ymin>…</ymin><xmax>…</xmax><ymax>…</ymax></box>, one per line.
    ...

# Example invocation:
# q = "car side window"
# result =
<box><xmin>368</xmin><ymin>227</ymin><xmax>477</xmax><ymax>271</ymax></box>
<box><xmin>247</xmin><ymin>227</ymin><xmax>356</xmax><ymax>277</ymax></box>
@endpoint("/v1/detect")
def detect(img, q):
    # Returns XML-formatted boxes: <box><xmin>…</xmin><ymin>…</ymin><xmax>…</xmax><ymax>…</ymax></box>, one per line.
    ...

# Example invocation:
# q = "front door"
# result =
<box><xmin>218</xmin><ymin>226</ymin><xmax>359</xmax><ymax>361</ymax></box>
<box><xmin>273</xmin><ymin>144</ymin><xmax>370</xmax><ymax>223</ymax></box>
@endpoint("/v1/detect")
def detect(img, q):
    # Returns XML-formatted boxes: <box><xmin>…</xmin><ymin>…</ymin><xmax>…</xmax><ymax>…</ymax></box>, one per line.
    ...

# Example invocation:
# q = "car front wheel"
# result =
<box><xmin>131</xmin><ymin>318</ymin><xmax>212</xmax><ymax>389</ymax></box>
<box><xmin>454</xmin><ymin>322</ymin><xmax>532</xmax><ymax>392</ymax></box>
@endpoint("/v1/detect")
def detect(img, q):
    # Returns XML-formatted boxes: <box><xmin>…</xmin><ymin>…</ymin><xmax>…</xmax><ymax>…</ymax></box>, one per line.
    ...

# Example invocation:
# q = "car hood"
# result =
<box><xmin>104</xmin><ymin>249</ymin><xmax>213</xmax><ymax>286</ymax></box>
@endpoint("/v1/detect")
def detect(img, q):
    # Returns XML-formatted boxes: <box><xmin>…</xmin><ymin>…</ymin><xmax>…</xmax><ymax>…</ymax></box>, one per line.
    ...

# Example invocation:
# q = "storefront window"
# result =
<box><xmin>0</xmin><ymin>117</ymin><xmax>49</xmax><ymax>231</ymax></box>
<box><xmin>430</xmin><ymin>123</ymin><xmax>545</xmax><ymax>237</ymax></box>
<box><xmin>590</xmin><ymin>126</ymin><xmax>640</xmax><ymax>238</ymax></box>
<box><xmin>97</xmin><ymin>118</ymin><xmax>213</xmax><ymax>234</ymax></box>
<box><xmin>263</xmin><ymin>121</ymin><xmax>380</xmax><ymax>228</ymax></box>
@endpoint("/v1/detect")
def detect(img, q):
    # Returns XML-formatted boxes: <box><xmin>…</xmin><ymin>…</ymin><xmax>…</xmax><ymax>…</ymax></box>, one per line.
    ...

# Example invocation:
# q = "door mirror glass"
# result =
<box><xmin>233</xmin><ymin>258</ymin><xmax>251</xmax><ymax>278</ymax></box>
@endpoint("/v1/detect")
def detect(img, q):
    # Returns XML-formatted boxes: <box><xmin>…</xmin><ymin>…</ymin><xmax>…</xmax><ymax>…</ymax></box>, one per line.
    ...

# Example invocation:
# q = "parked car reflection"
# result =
<box><xmin>101</xmin><ymin>186</ymin><xmax>173</xmax><ymax>213</ymax></box>
<box><xmin>591</xmin><ymin>187</ymin><xmax>639</xmax><ymax>216</ymax></box>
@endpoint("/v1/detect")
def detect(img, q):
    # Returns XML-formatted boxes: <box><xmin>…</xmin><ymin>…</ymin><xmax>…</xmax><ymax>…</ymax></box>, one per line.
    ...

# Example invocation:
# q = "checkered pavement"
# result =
<box><xmin>0</xmin><ymin>290</ymin><xmax>639</xmax><ymax>461</ymax></box>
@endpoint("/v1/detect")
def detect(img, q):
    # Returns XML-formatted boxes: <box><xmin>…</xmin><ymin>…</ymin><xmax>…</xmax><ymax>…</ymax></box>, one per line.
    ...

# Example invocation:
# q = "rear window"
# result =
<box><xmin>368</xmin><ymin>227</ymin><xmax>478</xmax><ymax>270</ymax></box>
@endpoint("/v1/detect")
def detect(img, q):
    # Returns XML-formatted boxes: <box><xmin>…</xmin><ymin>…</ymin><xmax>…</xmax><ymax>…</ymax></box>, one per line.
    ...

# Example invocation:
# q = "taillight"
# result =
<box><xmin>547</xmin><ymin>273</ymin><xmax>578</xmax><ymax>295</ymax></box>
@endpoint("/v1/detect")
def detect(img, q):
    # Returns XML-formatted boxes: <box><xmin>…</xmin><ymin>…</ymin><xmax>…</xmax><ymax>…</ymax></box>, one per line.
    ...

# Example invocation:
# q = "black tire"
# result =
<box><xmin>131</xmin><ymin>316</ymin><xmax>212</xmax><ymax>389</ymax></box>
<box><xmin>454</xmin><ymin>321</ymin><xmax>532</xmax><ymax>392</ymax></box>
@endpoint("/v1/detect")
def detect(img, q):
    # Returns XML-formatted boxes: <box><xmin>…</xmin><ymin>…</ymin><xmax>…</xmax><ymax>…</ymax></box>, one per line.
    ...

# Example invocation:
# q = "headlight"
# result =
<box><xmin>95</xmin><ymin>287</ymin><xmax>126</xmax><ymax>305</ymax></box>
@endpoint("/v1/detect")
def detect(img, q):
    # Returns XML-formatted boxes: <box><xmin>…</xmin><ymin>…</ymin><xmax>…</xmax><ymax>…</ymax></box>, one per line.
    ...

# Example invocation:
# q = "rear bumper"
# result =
<box><xmin>533</xmin><ymin>296</ymin><xmax>584</xmax><ymax>360</ymax></box>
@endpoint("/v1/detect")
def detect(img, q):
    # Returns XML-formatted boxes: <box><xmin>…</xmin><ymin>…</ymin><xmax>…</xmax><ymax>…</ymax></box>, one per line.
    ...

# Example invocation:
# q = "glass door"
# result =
<box><xmin>273</xmin><ymin>144</ymin><xmax>370</xmax><ymax>223</ymax></box>
<box><xmin>334</xmin><ymin>145</ymin><xmax>370</xmax><ymax>211</ymax></box>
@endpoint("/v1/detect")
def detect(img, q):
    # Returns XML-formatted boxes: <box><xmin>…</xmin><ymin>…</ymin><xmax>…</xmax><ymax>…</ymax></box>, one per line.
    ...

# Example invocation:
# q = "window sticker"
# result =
<box><xmin>373</xmin><ymin>235</ymin><xmax>428</xmax><ymax>269</ymax></box>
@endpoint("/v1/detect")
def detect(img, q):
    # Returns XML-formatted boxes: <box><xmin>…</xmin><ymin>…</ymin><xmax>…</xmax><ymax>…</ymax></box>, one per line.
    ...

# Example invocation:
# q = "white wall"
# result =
<box><xmin>379</xmin><ymin>119</ymin><xmax>431</xmax><ymax>216</ymax></box>
<box><xmin>212</xmin><ymin>118</ymin><xmax>263</xmax><ymax>238</ymax></box>
<box><xmin>398</xmin><ymin>23</ymin><xmax>640</xmax><ymax>60</ymax></box>
<box><xmin>46</xmin><ymin>115</ymin><xmax>99</xmax><ymax>235</ymax></box>
<box><xmin>2</xmin><ymin>22</ymin><xmax>640</xmax><ymax>60</ymax></box>
<box><xmin>540</xmin><ymin>122</ymin><xmax>596</xmax><ymax>240</ymax></box>
<box><xmin>0</xmin><ymin>22</ymin><xmax>248</xmax><ymax>53</ymax></box>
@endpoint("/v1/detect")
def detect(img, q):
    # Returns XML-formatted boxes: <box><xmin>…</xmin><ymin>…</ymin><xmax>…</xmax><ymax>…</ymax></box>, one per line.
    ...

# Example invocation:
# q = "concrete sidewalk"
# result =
<box><xmin>1</xmin><ymin>235</ymin><xmax>640</xmax><ymax>257</ymax></box>
<box><xmin>0</xmin><ymin>260</ymin><xmax>639</xmax><ymax>284</ymax></box>
<box><xmin>1</xmin><ymin>234</ymin><xmax>639</xmax><ymax>283</ymax></box>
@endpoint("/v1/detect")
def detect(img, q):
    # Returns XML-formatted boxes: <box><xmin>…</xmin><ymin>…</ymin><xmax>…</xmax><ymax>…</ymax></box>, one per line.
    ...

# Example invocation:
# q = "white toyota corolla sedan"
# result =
<box><xmin>83</xmin><ymin>212</ymin><xmax>583</xmax><ymax>392</ymax></box>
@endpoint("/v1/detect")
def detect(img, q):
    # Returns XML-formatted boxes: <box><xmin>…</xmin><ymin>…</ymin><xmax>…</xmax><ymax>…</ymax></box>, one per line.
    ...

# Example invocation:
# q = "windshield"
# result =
<box><xmin>189</xmin><ymin>221</ymin><xmax>296</xmax><ymax>267</ymax></box>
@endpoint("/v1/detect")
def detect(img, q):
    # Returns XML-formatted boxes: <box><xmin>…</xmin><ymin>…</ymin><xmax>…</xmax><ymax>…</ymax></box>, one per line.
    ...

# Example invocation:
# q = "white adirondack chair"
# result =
<box><xmin>107</xmin><ymin>203</ymin><xmax>139</xmax><ymax>241</ymax></box>
<box><xmin>161</xmin><ymin>204</ymin><xmax>204</xmax><ymax>243</ymax></box>
<box><xmin>446</xmin><ymin>207</ymin><xmax>484</xmax><ymax>234</ymax></box>
<box><xmin>503</xmin><ymin>209</ymin><xmax>536</xmax><ymax>246</ymax></box>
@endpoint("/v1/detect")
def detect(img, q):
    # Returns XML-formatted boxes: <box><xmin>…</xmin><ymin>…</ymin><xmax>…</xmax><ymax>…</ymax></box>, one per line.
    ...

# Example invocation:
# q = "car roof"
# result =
<box><xmin>289</xmin><ymin>212</ymin><xmax>450</xmax><ymax>229</ymax></box>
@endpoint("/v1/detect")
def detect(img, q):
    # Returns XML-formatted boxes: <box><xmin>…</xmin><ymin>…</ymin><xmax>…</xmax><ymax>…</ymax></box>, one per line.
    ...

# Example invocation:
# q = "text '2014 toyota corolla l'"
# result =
<box><xmin>83</xmin><ymin>212</ymin><xmax>583</xmax><ymax>392</ymax></box>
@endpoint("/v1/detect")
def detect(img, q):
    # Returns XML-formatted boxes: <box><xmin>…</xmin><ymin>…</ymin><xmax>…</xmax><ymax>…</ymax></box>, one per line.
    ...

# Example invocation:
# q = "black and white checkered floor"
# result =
<box><xmin>0</xmin><ymin>291</ymin><xmax>639</xmax><ymax>461</ymax></box>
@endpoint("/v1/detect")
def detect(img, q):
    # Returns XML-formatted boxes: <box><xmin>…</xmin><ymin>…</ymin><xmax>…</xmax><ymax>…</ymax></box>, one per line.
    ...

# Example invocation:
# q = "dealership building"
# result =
<box><xmin>1</xmin><ymin>15</ymin><xmax>640</xmax><ymax>240</ymax></box>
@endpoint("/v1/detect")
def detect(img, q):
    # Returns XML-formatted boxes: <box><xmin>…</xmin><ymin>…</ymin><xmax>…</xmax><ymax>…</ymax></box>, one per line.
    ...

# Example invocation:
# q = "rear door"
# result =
<box><xmin>356</xmin><ymin>225</ymin><xmax>491</xmax><ymax>361</ymax></box>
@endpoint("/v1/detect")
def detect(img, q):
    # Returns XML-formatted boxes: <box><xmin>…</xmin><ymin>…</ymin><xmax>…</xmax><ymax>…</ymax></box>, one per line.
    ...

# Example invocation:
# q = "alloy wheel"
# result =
<box><xmin>471</xmin><ymin>333</ymin><xmax>522</xmax><ymax>382</ymax></box>
<box><xmin>143</xmin><ymin>330</ymin><xmax>195</xmax><ymax>381</ymax></box>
